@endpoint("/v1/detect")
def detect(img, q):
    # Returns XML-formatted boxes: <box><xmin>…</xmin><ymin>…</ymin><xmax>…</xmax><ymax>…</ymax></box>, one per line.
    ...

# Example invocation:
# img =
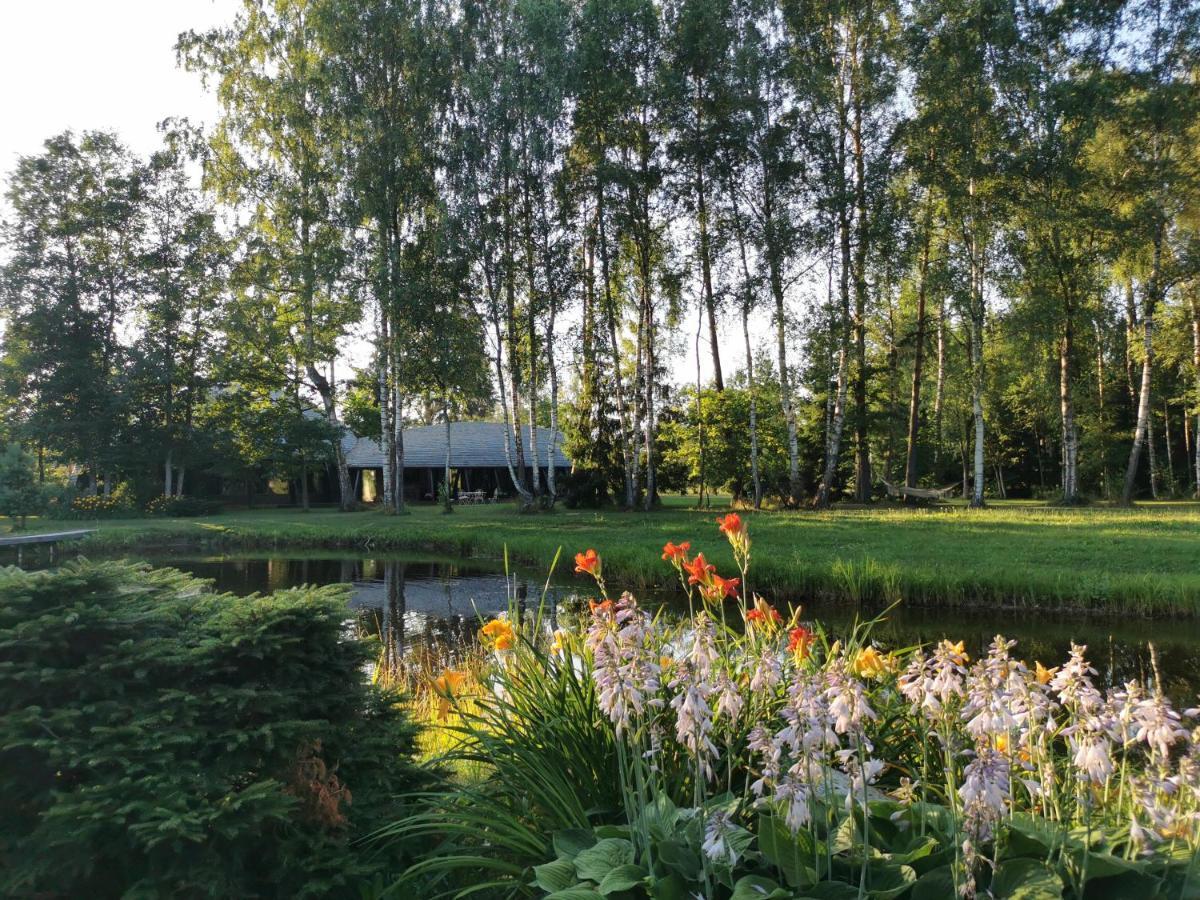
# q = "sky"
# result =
<box><xmin>0</xmin><ymin>0</ymin><xmax>235</xmax><ymax>184</ymax></box>
<box><xmin>0</xmin><ymin>0</ymin><xmax>781</xmax><ymax>389</ymax></box>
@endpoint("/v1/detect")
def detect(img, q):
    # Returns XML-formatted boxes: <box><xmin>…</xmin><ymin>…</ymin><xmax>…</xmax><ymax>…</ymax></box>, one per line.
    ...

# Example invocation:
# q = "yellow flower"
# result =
<box><xmin>1034</xmin><ymin>661</ymin><xmax>1057</xmax><ymax>685</ymax></box>
<box><xmin>944</xmin><ymin>640</ymin><xmax>970</xmax><ymax>664</ymax></box>
<box><xmin>660</xmin><ymin>656</ymin><xmax>675</xmax><ymax>671</ymax></box>
<box><xmin>851</xmin><ymin>646</ymin><xmax>897</xmax><ymax>680</ymax></box>
<box><xmin>432</xmin><ymin>669</ymin><xmax>469</xmax><ymax>721</ymax></box>
<box><xmin>480</xmin><ymin>618</ymin><xmax>516</xmax><ymax>652</ymax></box>
<box><xmin>550</xmin><ymin>629</ymin><xmax>567</xmax><ymax>656</ymax></box>
<box><xmin>994</xmin><ymin>733</ymin><xmax>1009</xmax><ymax>753</ymax></box>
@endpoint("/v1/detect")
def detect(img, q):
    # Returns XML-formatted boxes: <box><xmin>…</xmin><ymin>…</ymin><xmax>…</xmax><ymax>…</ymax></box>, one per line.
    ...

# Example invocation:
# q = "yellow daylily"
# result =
<box><xmin>851</xmin><ymin>646</ymin><xmax>898</xmax><ymax>680</ymax></box>
<box><xmin>1034</xmin><ymin>661</ymin><xmax>1057</xmax><ymax>685</ymax></box>
<box><xmin>432</xmin><ymin>669</ymin><xmax>469</xmax><ymax>721</ymax></box>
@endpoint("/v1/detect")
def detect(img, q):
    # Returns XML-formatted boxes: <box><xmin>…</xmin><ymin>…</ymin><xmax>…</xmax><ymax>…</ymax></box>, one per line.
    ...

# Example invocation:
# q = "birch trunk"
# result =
<box><xmin>164</xmin><ymin>451</ymin><xmax>173</xmax><ymax>497</ymax></box>
<box><xmin>814</xmin><ymin>228</ymin><xmax>851</xmax><ymax>508</ymax></box>
<box><xmin>378</xmin><ymin>301</ymin><xmax>394</xmax><ymax>510</ymax></box>
<box><xmin>394</xmin><ymin>380</ymin><xmax>405</xmax><ymax>513</ymax></box>
<box><xmin>934</xmin><ymin>295</ymin><xmax>946</xmax><ymax>462</ymax></box>
<box><xmin>1193</xmin><ymin>298</ymin><xmax>1200</xmax><ymax>498</ymax></box>
<box><xmin>905</xmin><ymin>199</ymin><xmax>933</xmax><ymax>493</ymax></box>
<box><xmin>1060</xmin><ymin>299</ymin><xmax>1078</xmax><ymax>503</ymax></box>
<box><xmin>442</xmin><ymin>400</ymin><xmax>453</xmax><ymax>513</ymax></box>
<box><xmin>730</xmin><ymin>189</ymin><xmax>762</xmax><ymax>509</ymax></box>
<box><xmin>1122</xmin><ymin>229</ymin><xmax>1163</xmax><ymax>504</ymax></box>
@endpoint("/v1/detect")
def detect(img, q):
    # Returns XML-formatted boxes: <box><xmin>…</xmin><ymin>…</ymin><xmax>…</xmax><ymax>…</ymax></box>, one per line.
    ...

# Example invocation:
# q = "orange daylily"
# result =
<box><xmin>575</xmin><ymin>549</ymin><xmax>601</xmax><ymax>577</ymax></box>
<box><xmin>480</xmin><ymin>618</ymin><xmax>516</xmax><ymax>652</ymax></box>
<box><xmin>747</xmin><ymin>597</ymin><xmax>783</xmax><ymax>627</ymax></box>
<box><xmin>662</xmin><ymin>540</ymin><xmax>691</xmax><ymax>563</ymax></box>
<box><xmin>682</xmin><ymin>552</ymin><xmax>715</xmax><ymax>586</ymax></box>
<box><xmin>432</xmin><ymin>669</ymin><xmax>469</xmax><ymax>721</ymax></box>
<box><xmin>588</xmin><ymin>598</ymin><xmax>614</xmax><ymax>616</ymax></box>
<box><xmin>788</xmin><ymin>625</ymin><xmax>815</xmax><ymax>658</ymax></box>
<box><xmin>716</xmin><ymin>513</ymin><xmax>745</xmax><ymax>539</ymax></box>
<box><xmin>706</xmin><ymin>573</ymin><xmax>741</xmax><ymax>600</ymax></box>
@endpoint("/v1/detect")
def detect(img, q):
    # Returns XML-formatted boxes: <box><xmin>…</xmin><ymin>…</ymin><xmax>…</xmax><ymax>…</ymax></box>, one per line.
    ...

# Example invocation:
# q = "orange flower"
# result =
<box><xmin>683</xmin><ymin>552</ymin><xmax>715</xmax><ymax>586</ymax></box>
<box><xmin>575</xmin><ymin>549</ymin><xmax>601</xmax><ymax>576</ymax></box>
<box><xmin>717</xmin><ymin>513</ymin><xmax>745</xmax><ymax>538</ymax></box>
<box><xmin>588</xmin><ymin>598</ymin><xmax>614</xmax><ymax>616</ymax></box>
<box><xmin>749</xmin><ymin>597</ymin><xmax>783</xmax><ymax>626</ymax></box>
<box><xmin>708</xmin><ymin>573</ymin><xmax>740</xmax><ymax>600</ymax></box>
<box><xmin>1034</xmin><ymin>661</ymin><xmax>1057</xmax><ymax>685</ymax></box>
<box><xmin>480</xmin><ymin>618</ymin><xmax>515</xmax><ymax>652</ymax></box>
<box><xmin>662</xmin><ymin>540</ymin><xmax>691</xmax><ymax>563</ymax></box>
<box><xmin>432</xmin><ymin>669</ymin><xmax>469</xmax><ymax>721</ymax></box>
<box><xmin>788</xmin><ymin>625</ymin><xmax>815</xmax><ymax>658</ymax></box>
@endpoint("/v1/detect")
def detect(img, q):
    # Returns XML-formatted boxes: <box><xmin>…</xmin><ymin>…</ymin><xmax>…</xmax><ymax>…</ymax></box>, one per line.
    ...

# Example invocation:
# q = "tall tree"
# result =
<box><xmin>180</xmin><ymin>0</ymin><xmax>359</xmax><ymax>509</ymax></box>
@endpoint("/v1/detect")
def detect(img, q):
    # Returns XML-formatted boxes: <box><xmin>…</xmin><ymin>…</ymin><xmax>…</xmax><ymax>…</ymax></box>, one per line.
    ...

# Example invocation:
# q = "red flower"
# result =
<box><xmin>661</xmin><ymin>540</ymin><xmax>691</xmax><ymax>563</ymax></box>
<box><xmin>682</xmin><ymin>552</ymin><xmax>715</xmax><ymax>586</ymax></box>
<box><xmin>746</xmin><ymin>608</ymin><xmax>765</xmax><ymax>623</ymax></box>
<box><xmin>575</xmin><ymin>549</ymin><xmax>601</xmax><ymax>576</ymax></box>
<box><xmin>710</xmin><ymin>574</ymin><xmax>741</xmax><ymax>599</ymax></box>
<box><xmin>717</xmin><ymin>513</ymin><xmax>745</xmax><ymax>538</ymax></box>
<box><xmin>788</xmin><ymin>625</ymin><xmax>815</xmax><ymax>658</ymax></box>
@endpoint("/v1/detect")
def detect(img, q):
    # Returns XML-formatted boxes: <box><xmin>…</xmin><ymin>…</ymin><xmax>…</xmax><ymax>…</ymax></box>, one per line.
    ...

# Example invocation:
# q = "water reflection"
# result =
<box><xmin>25</xmin><ymin>551</ymin><xmax>1200</xmax><ymax>704</ymax></box>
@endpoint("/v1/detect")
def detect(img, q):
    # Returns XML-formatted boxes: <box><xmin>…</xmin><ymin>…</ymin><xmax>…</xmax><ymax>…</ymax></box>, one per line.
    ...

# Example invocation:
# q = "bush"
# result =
<box><xmin>0</xmin><ymin>560</ymin><xmax>431</xmax><ymax>898</ymax></box>
<box><xmin>0</xmin><ymin>444</ymin><xmax>45</xmax><ymax>529</ymax></box>
<box><xmin>50</xmin><ymin>483</ymin><xmax>139</xmax><ymax>519</ymax></box>
<box><xmin>145</xmin><ymin>494</ymin><xmax>224</xmax><ymax>517</ymax></box>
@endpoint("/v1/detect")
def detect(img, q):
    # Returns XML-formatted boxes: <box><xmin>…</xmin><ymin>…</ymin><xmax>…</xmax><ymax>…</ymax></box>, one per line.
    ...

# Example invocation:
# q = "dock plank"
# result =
<box><xmin>0</xmin><ymin>529</ymin><xmax>95</xmax><ymax>547</ymax></box>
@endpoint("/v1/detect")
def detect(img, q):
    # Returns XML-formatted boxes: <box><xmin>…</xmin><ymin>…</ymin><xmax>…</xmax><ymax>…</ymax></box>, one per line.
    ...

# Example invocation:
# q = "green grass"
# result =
<box><xmin>6</xmin><ymin>496</ymin><xmax>1200</xmax><ymax>616</ymax></box>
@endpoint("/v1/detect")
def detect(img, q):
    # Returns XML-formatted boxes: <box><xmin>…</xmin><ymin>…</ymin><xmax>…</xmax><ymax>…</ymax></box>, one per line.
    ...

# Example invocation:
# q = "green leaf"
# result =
<box><xmin>866</xmin><ymin>864</ymin><xmax>917</xmax><ymax>899</ymax></box>
<box><xmin>1004</xmin><ymin>814</ymin><xmax>1072</xmax><ymax>859</ymax></box>
<box><xmin>758</xmin><ymin>813</ymin><xmax>818</xmax><ymax>888</ymax></box>
<box><xmin>730</xmin><ymin>875</ymin><xmax>791</xmax><ymax>900</ymax></box>
<box><xmin>1082</xmin><ymin>870</ymin><xmax>1164</xmax><ymax>900</ymax></box>
<box><xmin>646</xmin><ymin>873</ymin><xmax>692</xmax><ymax>900</ymax></box>
<box><xmin>799</xmin><ymin>881</ymin><xmax>861</xmax><ymax>899</ymax></box>
<box><xmin>598</xmin><ymin>864</ymin><xmax>646</xmax><ymax>894</ymax></box>
<box><xmin>535</xmin><ymin>858</ymin><xmax>580</xmax><ymax>892</ymax></box>
<box><xmin>573</xmin><ymin>838</ymin><xmax>635</xmax><ymax>883</ymax></box>
<box><xmin>554</xmin><ymin>828</ymin><xmax>599</xmax><ymax>861</ymax></box>
<box><xmin>911</xmin><ymin>865</ymin><xmax>961</xmax><ymax>900</ymax></box>
<box><xmin>656</xmin><ymin>839</ymin><xmax>702</xmax><ymax>880</ymax></box>
<box><xmin>545</xmin><ymin>889</ymin><xmax>605</xmax><ymax>900</ymax></box>
<box><xmin>989</xmin><ymin>858</ymin><xmax>1064</xmax><ymax>899</ymax></box>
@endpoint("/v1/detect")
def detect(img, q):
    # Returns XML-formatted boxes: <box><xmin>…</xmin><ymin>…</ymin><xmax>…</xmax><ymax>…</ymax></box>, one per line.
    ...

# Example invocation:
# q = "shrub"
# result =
<box><xmin>50</xmin><ymin>483</ymin><xmax>139</xmax><ymax>519</ymax></box>
<box><xmin>0</xmin><ymin>444</ymin><xmax>45</xmax><ymax>529</ymax></box>
<box><xmin>145</xmin><ymin>494</ymin><xmax>224</xmax><ymax>517</ymax></box>
<box><xmin>0</xmin><ymin>560</ymin><xmax>431</xmax><ymax>898</ymax></box>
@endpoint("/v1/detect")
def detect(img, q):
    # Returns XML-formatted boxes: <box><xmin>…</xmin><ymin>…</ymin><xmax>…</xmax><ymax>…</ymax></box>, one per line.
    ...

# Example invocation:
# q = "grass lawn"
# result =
<box><xmin>7</xmin><ymin>496</ymin><xmax>1200</xmax><ymax>615</ymax></box>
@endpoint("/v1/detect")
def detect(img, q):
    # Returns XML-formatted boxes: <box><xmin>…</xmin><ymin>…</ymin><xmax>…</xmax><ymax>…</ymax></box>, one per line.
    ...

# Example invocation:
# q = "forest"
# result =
<box><xmin>2</xmin><ymin>0</ymin><xmax>1199</xmax><ymax>514</ymax></box>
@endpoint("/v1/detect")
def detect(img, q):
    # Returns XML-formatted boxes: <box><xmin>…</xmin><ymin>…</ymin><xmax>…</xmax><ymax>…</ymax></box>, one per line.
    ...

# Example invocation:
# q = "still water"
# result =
<box><xmin>40</xmin><ymin>551</ymin><xmax>1200</xmax><ymax>703</ymax></box>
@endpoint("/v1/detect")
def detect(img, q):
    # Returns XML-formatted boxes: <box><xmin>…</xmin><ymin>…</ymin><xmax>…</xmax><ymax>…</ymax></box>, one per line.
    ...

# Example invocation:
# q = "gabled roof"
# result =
<box><xmin>343</xmin><ymin>422</ymin><xmax>570</xmax><ymax>469</ymax></box>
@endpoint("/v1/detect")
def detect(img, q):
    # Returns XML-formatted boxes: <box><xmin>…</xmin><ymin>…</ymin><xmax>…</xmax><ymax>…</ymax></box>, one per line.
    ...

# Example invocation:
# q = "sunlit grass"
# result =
<box><xmin>6</xmin><ymin>498</ymin><xmax>1200</xmax><ymax>614</ymax></box>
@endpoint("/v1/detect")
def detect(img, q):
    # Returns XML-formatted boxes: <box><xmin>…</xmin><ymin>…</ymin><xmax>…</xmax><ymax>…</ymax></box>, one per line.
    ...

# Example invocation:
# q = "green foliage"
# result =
<box><xmin>0</xmin><ymin>560</ymin><xmax>430</xmax><ymax>898</ymax></box>
<box><xmin>0</xmin><ymin>443</ymin><xmax>45</xmax><ymax>528</ymax></box>
<box><xmin>144</xmin><ymin>494</ymin><xmax>224</xmax><ymax>517</ymax></box>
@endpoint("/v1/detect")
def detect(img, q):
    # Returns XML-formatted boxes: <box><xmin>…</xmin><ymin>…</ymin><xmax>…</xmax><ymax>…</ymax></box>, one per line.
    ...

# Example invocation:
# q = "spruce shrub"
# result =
<box><xmin>0</xmin><ymin>560</ymin><xmax>429</xmax><ymax>898</ymax></box>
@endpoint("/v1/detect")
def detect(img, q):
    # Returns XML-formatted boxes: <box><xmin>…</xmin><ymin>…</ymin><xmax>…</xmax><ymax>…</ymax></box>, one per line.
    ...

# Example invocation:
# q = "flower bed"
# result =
<box><xmin>396</xmin><ymin>516</ymin><xmax>1200</xmax><ymax>899</ymax></box>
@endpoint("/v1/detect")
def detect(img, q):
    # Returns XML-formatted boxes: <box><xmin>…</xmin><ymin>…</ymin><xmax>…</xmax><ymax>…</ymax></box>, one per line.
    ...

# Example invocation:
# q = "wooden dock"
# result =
<box><xmin>0</xmin><ymin>529</ymin><xmax>94</xmax><ymax>548</ymax></box>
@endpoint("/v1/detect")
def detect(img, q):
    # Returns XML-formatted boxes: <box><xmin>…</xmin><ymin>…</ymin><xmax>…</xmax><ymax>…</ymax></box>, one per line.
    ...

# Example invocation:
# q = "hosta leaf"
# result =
<box><xmin>534</xmin><ymin>858</ymin><xmax>579</xmax><ymax>893</ymax></box>
<box><xmin>910</xmin><ymin>864</ymin><xmax>961</xmax><ymax>900</ymax></box>
<box><xmin>656</xmin><ymin>839</ymin><xmax>702</xmax><ymax>880</ymax></box>
<box><xmin>554</xmin><ymin>828</ymin><xmax>598</xmax><ymax>861</ymax></box>
<box><xmin>989</xmin><ymin>858</ymin><xmax>1064</xmax><ymax>899</ymax></box>
<box><xmin>544</xmin><ymin>889</ymin><xmax>604</xmax><ymax>900</ymax></box>
<box><xmin>758</xmin><ymin>813</ymin><xmax>818</xmax><ymax>888</ymax></box>
<box><xmin>598</xmin><ymin>863</ymin><xmax>646</xmax><ymax>895</ymax></box>
<box><xmin>1082</xmin><ymin>870</ymin><xmax>1163</xmax><ymax>900</ymax></box>
<box><xmin>573</xmin><ymin>838</ymin><xmax>635</xmax><ymax>883</ymax></box>
<box><xmin>730</xmin><ymin>875</ymin><xmax>791</xmax><ymax>900</ymax></box>
<box><xmin>866</xmin><ymin>864</ymin><xmax>917</xmax><ymax>899</ymax></box>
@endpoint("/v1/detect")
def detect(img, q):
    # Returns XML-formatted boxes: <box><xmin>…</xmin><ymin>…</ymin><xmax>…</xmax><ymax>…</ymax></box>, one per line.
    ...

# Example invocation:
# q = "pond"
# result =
<box><xmin>19</xmin><ymin>549</ymin><xmax>1200</xmax><ymax>703</ymax></box>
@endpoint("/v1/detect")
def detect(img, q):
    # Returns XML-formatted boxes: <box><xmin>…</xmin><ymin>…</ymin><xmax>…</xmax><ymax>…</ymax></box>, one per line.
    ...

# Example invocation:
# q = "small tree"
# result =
<box><xmin>0</xmin><ymin>444</ymin><xmax>44</xmax><ymax>530</ymax></box>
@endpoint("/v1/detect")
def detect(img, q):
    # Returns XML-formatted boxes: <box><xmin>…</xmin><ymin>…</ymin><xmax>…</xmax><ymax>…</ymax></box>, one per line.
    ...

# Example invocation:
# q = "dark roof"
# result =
<box><xmin>343</xmin><ymin>422</ymin><xmax>570</xmax><ymax>469</ymax></box>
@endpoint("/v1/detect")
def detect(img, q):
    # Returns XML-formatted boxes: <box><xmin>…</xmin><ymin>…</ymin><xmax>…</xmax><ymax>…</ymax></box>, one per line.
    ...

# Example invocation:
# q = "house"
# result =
<box><xmin>342</xmin><ymin>422</ymin><xmax>570</xmax><ymax>502</ymax></box>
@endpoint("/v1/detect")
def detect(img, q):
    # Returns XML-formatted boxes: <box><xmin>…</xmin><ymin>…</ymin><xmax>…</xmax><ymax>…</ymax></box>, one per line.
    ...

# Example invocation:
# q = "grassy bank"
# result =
<box><xmin>7</xmin><ymin>497</ymin><xmax>1200</xmax><ymax>615</ymax></box>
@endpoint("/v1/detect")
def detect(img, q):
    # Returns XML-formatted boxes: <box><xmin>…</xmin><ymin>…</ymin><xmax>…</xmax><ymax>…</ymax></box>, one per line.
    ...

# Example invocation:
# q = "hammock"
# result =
<box><xmin>881</xmin><ymin>480</ymin><xmax>959</xmax><ymax>501</ymax></box>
